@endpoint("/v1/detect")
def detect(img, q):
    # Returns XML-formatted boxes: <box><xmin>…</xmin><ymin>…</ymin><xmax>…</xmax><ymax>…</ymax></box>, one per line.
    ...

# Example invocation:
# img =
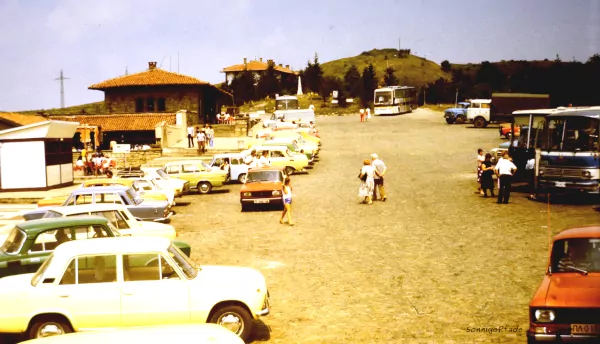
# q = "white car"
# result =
<box><xmin>143</xmin><ymin>167</ymin><xmax>190</xmax><ymax>197</ymax></box>
<box><xmin>130</xmin><ymin>178</ymin><xmax>176</xmax><ymax>207</ymax></box>
<box><xmin>0</xmin><ymin>236</ymin><xmax>270</xmax><ymax>341</ymax></box>
<box><xmin>41</xmin><ymin>204</ymin><xmax>177</xmax><ymax>239</ymax></box>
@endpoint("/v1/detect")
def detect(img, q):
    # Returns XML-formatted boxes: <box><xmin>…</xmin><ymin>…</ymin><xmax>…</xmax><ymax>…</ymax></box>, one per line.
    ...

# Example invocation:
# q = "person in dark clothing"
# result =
<box><xmin>480</xmin><ymin>153</ymin><xmax>495</xmax><ymax>197</ymax></box>
<box><xmin>494</xmin><ymin>153</ymin><xmax>518</xmax><ymax>204</ymax></box>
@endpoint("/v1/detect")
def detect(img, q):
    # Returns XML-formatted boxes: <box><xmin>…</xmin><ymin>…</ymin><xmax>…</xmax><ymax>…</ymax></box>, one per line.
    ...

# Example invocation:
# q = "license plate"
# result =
<box><xmin>571</xmin><ymin>324</ymin><xmax>600</xmax><ymax>334</ymax></box>
<box><xmin>254</xmin><ymin>200</ymin><xmax>269</xmax><ymax>204</ymax></box>
<box><xmin>555</xmin><ymin>181</ymin><xmax>566</xmax><ymax>187</ymax></box>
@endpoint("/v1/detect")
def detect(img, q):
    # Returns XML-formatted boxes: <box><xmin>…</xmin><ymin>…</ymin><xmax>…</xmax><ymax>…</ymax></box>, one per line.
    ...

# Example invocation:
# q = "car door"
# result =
<box><xmin>270</xmin><ymin>149</ymin><xmax>286</xmax><ymax>166</ymax></box>
<box><xmin>120</xmin><ymin>252</ymin><xmax>190</xmax><ymax>326</ymax></box>
<box><xmin>230</xmin><ymin>157</ymin><xmax>243</xmax><ymax>180</ymax></box>
<box><xmin>53</xmin><ymin>254</ymin><xmax>121</xmax><ymax>329</ymax></box>
<box><xmin>165</xmin><ymin>165</ymin><xmax>183</xmax><ymax>180</ymax></box>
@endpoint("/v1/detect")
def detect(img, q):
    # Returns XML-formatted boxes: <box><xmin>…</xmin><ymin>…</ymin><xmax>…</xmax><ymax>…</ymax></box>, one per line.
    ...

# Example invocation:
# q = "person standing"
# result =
<box><xmin>480</xmin><ymin>153</ymin><xmax>495</xmax><ymax>197</ymax></box>
<box><xmin>359</xmin><ymin>109</ymin><xmax>365</xmax><ymax>122</ymax></box>
<box><xmin>279</xmin><ymin>177</ymin><xmax>294</xmax><ymax>226</ymax></box>
<box><xmin>258</xmin><ymin>151</ymin><xmax>271</xmax><ymax>167</ymax></box>
<box><xmin>494</xmin><ymin>152</ymin><xmax>517</xmax><ymax>204</ymax></box>
<box><xmin>366</xmin><ymin>108</ymin><xmax>371</xmax><ymax>122</ymax></box>
<box><xmin>196</xmin><ymin>129</ymin><xmax>206</xmax><ymax>155</ymax></box>
<box><xmin>187</xmin><ymin>125</ymin><xmax>195</xmax><ymax>148</ymax></box>
<box><xmin>476</xmin><ymin>148</ymin><xmax>485</xmax><ymax>195</ymax></box>
<box><xmin>358</xmin><ymin>159</ymin><xmax>377</xmax><ymax>204</ymax></box>
<box><xmin>371</xmin><ymin>153</ymin><xmax>387</xmax><ymax>201</ymax></box>
<box><xmin>207</xmin><ymin>125</ymin><xmax>214</xmax><ymax>148</ymax></box>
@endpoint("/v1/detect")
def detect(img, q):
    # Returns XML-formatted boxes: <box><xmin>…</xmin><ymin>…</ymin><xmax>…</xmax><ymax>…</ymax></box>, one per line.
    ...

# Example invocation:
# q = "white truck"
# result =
<box><xmin>466</xmin><ymin>93</ymin><xmax>551</xmax><ymax>128</ymax></box>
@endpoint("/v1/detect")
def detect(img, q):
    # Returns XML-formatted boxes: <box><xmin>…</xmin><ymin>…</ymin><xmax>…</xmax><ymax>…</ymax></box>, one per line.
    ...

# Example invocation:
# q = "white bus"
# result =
<box><xmin>373</xmin><ymin>86</ymin><xmax>417</xmax><ymax>115</ymax></box>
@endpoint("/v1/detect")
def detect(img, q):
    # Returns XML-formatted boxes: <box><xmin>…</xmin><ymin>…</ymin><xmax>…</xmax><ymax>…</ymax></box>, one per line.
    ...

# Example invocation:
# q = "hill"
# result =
<box><xmin>18</xmin><ymin>101</ymin><xmax>106</xmax><ymax>116</ymax></box>
<box><xmin>320</xmin><ymin>48</ymin><xmax>450</xmax><ymax>87</ymax></box>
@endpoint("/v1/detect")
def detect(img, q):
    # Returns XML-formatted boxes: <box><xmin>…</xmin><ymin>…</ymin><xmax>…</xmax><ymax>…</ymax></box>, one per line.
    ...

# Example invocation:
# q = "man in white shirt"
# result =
<box><xmin>187</xmin><ymin>125</ymin><xmax>195</xmax><ymax>148</ymax></box>
<box><xmin>258</xmin><ymin>151</ymin><xmax>271</xmax><ymax>167</ymax></box>
<box><xmin>494</xmin><ymin>152</ymin><xmax>517</xmax><ymax>204</ymax></box>
<box><xmin>371</xmin><ymin>153</ymin><xmax>387</xmax><ymax>201</ymax></box>
<box><xmin>196</xmin><ymin>129</ymin><xmax>206</xmax><ymax>155</ymax></box>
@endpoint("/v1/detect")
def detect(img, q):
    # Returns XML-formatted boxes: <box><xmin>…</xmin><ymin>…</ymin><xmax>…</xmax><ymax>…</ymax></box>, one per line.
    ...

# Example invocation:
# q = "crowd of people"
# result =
<box><xmin>476</xmin><ymin>149</ymin><xmax>517</xmax><ymax>204</ymax></box>
<box><xmin>358</xmin><ymin>153</ymin><xmax>387</xmax><ymax>204</ymax></box>
<box><xmin>187</xmin><ymin>124</ymin><xmax>215</xmax><ymax>154</ymax></box>
<box><xmin>75</xmin><ymin>146</ymin><xmax>115</xmax><ymax>176</ymax></box>
<box><xmin>359</xmin><ymin>108</ymin><xmax>372</xmax><ymax>122</ymax></box>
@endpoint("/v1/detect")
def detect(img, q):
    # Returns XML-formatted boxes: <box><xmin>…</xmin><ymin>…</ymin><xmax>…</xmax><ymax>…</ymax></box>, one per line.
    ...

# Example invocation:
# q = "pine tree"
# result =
<box><xmin>383</xmin><ymin>67</ymin><xmax>399</xmax><ymax>86</ymax></box>
<box><xmin>230</xmin><ymin>69</ymin><xmax>256</xmax><ymax>105</ymax></box>
<box><xmin>343</xmin><ymin>64</ymin><xmax>362</xmax><ymax>98</ymax></box>
<box><xmin>361</xmin><ymin>63</ymin><xmax>377</xmax><ymax>106</ymax></box>
<box><xmin>257</xmin><ymin>61</ymin><xmax>279</xmax><ymax>98</ymax></box>
<box><xmin>304</xmin><ymin>53</ymin><xmax>324</xmax><ymax>94</ymax></box>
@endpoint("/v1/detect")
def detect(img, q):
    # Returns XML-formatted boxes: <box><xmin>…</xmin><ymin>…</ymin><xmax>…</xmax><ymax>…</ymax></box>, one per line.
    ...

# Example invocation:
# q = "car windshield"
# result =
<box><xmin>155</xmin><ymin>169</ymin><xmax>170</xmax><ymax>180</ymax></box>
<box><xmin>126</xmin><ymin>188</ymin><xmax>142</xmax><ymax>205</ymax></box>
<box><xmin>107</xmin><ymin>222</ymin><xmax>122</xmax><ymax>236</ymax></box>
<box><xmin>247</xmin><ymin>170</ymin><xmax>283</xmax><ymax>182</ymax></box>
<box><xmin>0</xmin><ymin>226</ymin><xmax>26</xmax><ymax>255</ymax></box>
<box><xmin>201</xmin><ymin>161</ymin><xmax>212</xmax><ymax>171</ymax></box>
<box><xmin>43</xmin><ymin>210</ymin><xmax>64</xmax><ymax>219</ymax></box>
<box><xmin>545</xmin><ymin>117</ymin><xmax>600</xmax><ymax>152</ymax></box>
<box><xmin>551</xmin><ymin>238</ymin><xmax>600</xmax><ymax>273</ymax></box>
<box><xmin>292</xmin><ymin>141</ymin><xmax>301</xmax><ymax>151</ymax></box>
<box><xmin>31</xmin><ymin>255</ymin><xmax>53</xmax><ymax>287</ymax></box>
<box><xmin>168</xmin><ymin>244</ymin><xmax>198</xmax><ymax>279</ymax></box>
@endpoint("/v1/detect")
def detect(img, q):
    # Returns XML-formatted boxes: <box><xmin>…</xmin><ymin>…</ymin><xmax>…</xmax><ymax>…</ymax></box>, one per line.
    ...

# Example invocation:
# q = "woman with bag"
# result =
<box><xmin>358</xmin><ymin>159</ymin><xmax>378</xmax><ymax>204</ymax></box>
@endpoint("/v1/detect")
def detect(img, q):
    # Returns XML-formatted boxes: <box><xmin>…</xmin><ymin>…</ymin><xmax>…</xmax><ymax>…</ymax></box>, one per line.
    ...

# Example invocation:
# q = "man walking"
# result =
<box><xmin>187</xmin><ymin>125</ymin><xmax>195</xmax><ymax>148</ymax></box>
<box><xmin>494</xmin><ymin>152</ymin><xmax>517</xmax><ymax>204</ymax></box>
<box><xmin>196</xmin><ymin>128</ymin><xmax>206</xmax><ymax>155</ymax></box>
<box><xmin>371</xmin><ymin>153</ymin><xmax>387</xmax><ymax>201</ymax></box>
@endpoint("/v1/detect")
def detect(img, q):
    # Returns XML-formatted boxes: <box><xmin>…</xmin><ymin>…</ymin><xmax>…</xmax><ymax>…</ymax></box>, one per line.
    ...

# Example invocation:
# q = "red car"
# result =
<box><xmin>527</xmin><ymin>225</ymin><xmax>600</xmax><ymax>343</ymax></box>
<box><xmin>499</xmin><ymin>123</ymin><xmax>521</xmax><ymax>139</ymax></box>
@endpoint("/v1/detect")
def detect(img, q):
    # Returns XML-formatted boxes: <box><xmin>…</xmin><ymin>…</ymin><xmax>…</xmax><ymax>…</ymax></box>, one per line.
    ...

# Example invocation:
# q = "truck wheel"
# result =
<box><xmin>445</xmin><ymin>117</ymin><xmax>455</xmax><ymax>124</ymax></box>
<box><xmin>455</xmin><ymin>115</ymin><xmax>466</xmax><ymax>124</ymax></box>
<box><xmin>474</xmin><ymin>117</ymin><xmax>487</xmax><ymax>128</ymax></box>
<box><xmin>197</xmin><ymin>182</ymin><xmax>212</xmax><ymax>194</ymax></box>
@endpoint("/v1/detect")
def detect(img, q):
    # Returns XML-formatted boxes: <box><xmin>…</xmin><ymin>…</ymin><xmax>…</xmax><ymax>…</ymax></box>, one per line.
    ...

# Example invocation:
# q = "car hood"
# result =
<box><xmin>198</xmin><ymin>265</ymin><xmax>266</xmax><ymax>287</ymax></box>
<box><xmin>543</xmin><ymin>274</ymin><xmax>600</xmax><ymax>307</ymax></box>
<box><xmin>445</xmin><ymin>107</ymin><xmax>465</xmax><ymax>112</ymax></box>
<box><xmin>0</xmin><ymin>273</ymin><xmax>35</xmax><ymax>289</ymax></box>
<box><xmin>241</xmin><ymin>182</ymin><xmax>283</xmax><ymax>192</ymax></box>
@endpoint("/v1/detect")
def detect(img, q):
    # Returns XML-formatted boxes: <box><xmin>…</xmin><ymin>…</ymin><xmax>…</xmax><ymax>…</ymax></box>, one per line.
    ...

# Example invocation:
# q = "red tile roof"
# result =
<box><xmin>89</xmin><ymin>67</ymin><xmax>209</xmax><ymax>90</ymax></box>
<box><xmin>49</xmin><ymin>113</ymin><xmax>176</xmax><ymax>131</ymax></box>
<box><xmin>222</xmin><ymin>60</ymin><xmax>297</xmax><ymax>74</ymax></box>
<box><xmin>0</xmin><ymin>112</ymin><xmax>48</xmax><ymax>127</ymax></box>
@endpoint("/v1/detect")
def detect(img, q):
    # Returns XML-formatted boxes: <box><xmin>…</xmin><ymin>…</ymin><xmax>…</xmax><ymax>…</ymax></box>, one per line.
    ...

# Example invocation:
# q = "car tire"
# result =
<box><xmin>284</xmin><ymin>166</ymin><xmax>295</xmax><ymax>176</ymax></box>
<box><xmin>29</xmin><ymin>315</ymin><xmax>73</xmax><ymax>339</ymax></box>
<box><xmin>445</xmin><ymin>117</ymin><xmax>455</xmax><ymax>124</ymax></box>
<box><xmin>209</xmin><ymin>305</ymin><xmax>253</xmax><ymax>341</ymax></box>
<box><xmin>198</xmin><ymin>182</ymin><xmax>212</xmax><ymax>194</ymax></box>
<box><xmin>474</xmin><ymin>117</ymin><xmax>487</xmax><ymax>128</ymax></box>
<box><xmin>238</xmin><ymin>173</ymin><xmax>247</xmax><ymax>183</ymax></box>
<box><xmin>455</xmin><ymin>115</ymin><xmax>466</xmax><ymax>124</ymax></box>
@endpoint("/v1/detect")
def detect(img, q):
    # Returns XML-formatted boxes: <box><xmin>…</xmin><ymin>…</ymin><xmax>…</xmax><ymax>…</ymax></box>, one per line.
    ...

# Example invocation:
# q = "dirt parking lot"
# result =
<box><xmin>169</xmin><ymin>109</ymin><xmax>599</xmax><ymax>343</ymax></box>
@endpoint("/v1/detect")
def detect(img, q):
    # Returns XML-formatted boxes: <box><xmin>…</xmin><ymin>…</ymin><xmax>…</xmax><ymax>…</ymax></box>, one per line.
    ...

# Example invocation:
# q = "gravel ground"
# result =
<box><xmin>172</xmin><ymin>108</ymin><xmax>599</xmax><ymax>344</ymax></box>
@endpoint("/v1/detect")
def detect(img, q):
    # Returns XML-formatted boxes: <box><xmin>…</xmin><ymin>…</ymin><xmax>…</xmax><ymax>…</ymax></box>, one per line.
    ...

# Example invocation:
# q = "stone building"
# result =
<box><xmin>88</xmin><ymin>62</ymin><xmax>232</xmax><ymax>124</ymax></box>
<box><xmin>0</xmin><ymin>112</ymin><xmax>47</xmax><ymax>131</ymax></box>
<box><xmin>222</xmin><ymin>58</ymin><xmax>297</xmax><ymax>85</ymax></box>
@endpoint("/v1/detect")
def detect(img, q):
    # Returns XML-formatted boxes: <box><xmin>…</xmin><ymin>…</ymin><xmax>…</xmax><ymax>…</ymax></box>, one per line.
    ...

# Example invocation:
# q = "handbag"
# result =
<box><xmin>358</xmin><ymin>170</ymin><xmax>367</xmax><ymax>182</ymax></box>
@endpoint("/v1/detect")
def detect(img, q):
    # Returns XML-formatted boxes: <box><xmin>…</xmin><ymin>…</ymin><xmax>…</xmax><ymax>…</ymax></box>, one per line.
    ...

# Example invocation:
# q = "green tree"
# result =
<box><xmin>343</xmin><ymin>64</ymin><xmax>362</xmax><ymax>98</ymax></box>
<box><xmin>230</xmin><ymin>69</ymin><xmax>256</xmax><ymax>105</ymax></box>
<box><xmin>303</xmin><ymin>53</ymin><xmax>324</xmax><ymax>93</ymax></box>
<box><xmin>383</xmin><ymin>67</ymin><xmax>399</xmax><ymax>86</ymax></box>
<box><xmin>257</xmin><ymin>61</ymin><xmax>279</xmax><ymax>98</ymax></box>
<box><xmin>361</xmin><ymin>63</ymin><xmax>377</xmax><ymax>106</ymax></box>
<box><xmin>441</xmin><ymin>60</ymin><xmax>451</xmax><ymax>72</ymax></box>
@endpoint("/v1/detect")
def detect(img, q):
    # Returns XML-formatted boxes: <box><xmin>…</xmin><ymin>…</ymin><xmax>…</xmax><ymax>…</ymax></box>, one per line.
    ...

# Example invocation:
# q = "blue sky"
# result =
<box><xmin>0</xmin><ymin>0</ymin><xmax>598</xmax><ymax>111</ymax></box>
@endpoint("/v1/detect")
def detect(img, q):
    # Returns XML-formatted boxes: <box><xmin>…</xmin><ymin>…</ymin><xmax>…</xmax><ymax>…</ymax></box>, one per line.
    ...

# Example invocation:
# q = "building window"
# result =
<box><xmin>146</xmin><ymin>97</ymin><xmax>155</xmax><ymax>112</ymax></box>
<box><xmin>157</xmin><ymin>98</ymin><xmax>166</xmax><ymax>112</ymax></box>
<box><xmin>135</xmin><ymin>98</ymin><xmax>144</xmax><ymax>113</ymax></box>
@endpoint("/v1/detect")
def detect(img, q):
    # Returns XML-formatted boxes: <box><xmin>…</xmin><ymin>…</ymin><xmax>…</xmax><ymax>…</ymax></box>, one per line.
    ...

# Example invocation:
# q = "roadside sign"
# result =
<box><xmin>113</xmin><ymin>144</ymin><xmax>131</xmax><ymax>153</ymax></box>
<box><xmin>332</xmin><ymin>90</ymin><xmax>338</xmax><ymax>99</ymax></box>
<box><xmin>331</xmin><ymin>100</ymin><xmax>339</xmax><ymax>104</ymax></box>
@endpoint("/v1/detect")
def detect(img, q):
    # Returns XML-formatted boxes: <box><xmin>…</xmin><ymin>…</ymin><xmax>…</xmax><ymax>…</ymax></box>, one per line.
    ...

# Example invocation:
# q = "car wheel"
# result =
<box><xmin>474</xmin><ymin>117</ymin><xmax>487</xmax><ymax>128</ymax></box>
<box><xmin>284</xmin><ymin>166</ymin><xmax>295</xmax><ymax>175</ymax></box>
<box><xmin>209</xmin><ymin>305</ymin><xmax>253</xmax><ymax>340</ymax></box>
<box><xmin>445</xmin><ymin>117</ymin><xmax>455</xmax><ymax>124</ymax></box>
<box><xmin>197</xmin><ymin>182</ymin><xmax>212</xmax><ymax>194</ymax></box>
<box><xmin>238</xmin><ymin>173</ymin><xmax>247</xmax><ymax>183</ymax></box>
<box><xmin>29</xmin><ymin>316</ymin><xmax>73</xmax><ymax>339</ymax></box>
<box><xmin>455</xmin><ymin>115</ymin><xmax>466</xmax><ymax>124</ymax></box>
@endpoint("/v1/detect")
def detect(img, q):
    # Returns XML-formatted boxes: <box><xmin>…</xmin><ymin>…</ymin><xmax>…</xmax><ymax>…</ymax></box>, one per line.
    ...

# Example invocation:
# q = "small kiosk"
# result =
<box><xmin>0</xmin><ymin>120</ymin><xmax>79</xmax><ymax>191</ymax></box>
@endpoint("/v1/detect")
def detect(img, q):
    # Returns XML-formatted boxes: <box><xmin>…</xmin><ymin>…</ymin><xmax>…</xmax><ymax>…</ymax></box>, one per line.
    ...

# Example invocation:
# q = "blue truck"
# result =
<box><xmin>444</xmin><ymin>102</ymin><xmax>470</xmax><ymax>124</ymax></box>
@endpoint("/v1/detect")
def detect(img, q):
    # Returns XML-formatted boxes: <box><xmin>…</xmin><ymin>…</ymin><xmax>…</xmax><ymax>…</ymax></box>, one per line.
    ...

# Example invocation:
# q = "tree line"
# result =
<box><xmin>425</xmin><ymin>54</ymin><xmax>600</xmax><ymax>107</ymax></box>
<box><xmin>221</xmin><ymin>53</ymin><xmax>401</xmax><ymax>107</ymax></box>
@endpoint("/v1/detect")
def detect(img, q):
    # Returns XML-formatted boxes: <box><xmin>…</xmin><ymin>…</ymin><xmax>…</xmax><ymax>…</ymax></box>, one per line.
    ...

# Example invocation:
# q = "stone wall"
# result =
<box><xmin>73</xmin><ymin>149</ymin><xmax>163</xmax><ymax>169</ymax></box>
<box><xmin>211</xmin><ymin>120</ymin><xmax>249</xmax><ymax>137</ymax></box>
<box><xmin>104</xmin><ymin>86</ymin><xmax>201</xmax><ymax>115</ymax></box>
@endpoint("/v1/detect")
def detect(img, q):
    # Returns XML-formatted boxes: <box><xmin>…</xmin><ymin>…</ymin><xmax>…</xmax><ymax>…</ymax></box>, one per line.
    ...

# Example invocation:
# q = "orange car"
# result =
<box><xmin>527</xmin><ymin>225</ymin><xmax>600</xmax><ymax>342</ymax></box>
<box><xmin>240</xmin><ymin>166</ymin><xmax>286</xmax><ymax>212</ymax></box>
<box><xmin>499</xmin><ymin>123</ymin><xmax>520</xmax><ymax>139</ymax></box>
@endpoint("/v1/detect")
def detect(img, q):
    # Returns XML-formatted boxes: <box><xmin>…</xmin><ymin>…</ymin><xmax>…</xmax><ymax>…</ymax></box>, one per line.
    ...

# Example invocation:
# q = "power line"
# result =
<box><xmin>54</xmin><ymin>69</ymin><xmax>70</xmax><ymax>109</ymax></box>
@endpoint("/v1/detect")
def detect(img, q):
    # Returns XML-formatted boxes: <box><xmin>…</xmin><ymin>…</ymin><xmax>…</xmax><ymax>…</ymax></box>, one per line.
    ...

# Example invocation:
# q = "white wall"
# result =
<box><xmin>47</xmin><ymin>163</ymin><xmax>73</xmax><ymax>186</ymax></box>
<box><xmin>0</xmin><ymin>141</ymin><xmax>46</xmax><ymax>189</ymax></box>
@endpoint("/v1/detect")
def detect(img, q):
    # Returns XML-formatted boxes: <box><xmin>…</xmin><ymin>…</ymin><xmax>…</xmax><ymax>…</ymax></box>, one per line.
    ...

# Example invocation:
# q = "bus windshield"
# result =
<box><xmin>374</xmin><ymin>91</ymin><xmax>393</xmax><ymax>105</ymax></box>
<box><xmin>276</xmin><ymin>98</ymin><xmax>299</xmax><ymax>110</ymax></box>
<box><xmin>545</xmin><ymin>117</ymin><xmax>599</xmax><ymax>152</ymax></box>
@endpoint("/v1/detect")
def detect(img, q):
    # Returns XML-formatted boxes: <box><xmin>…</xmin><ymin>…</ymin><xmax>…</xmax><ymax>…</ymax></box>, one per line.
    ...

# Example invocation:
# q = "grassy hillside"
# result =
<box><xmin>321</xmin><ymin>48</ymin><xmax>450</xmax><ymax>87</ymax></box>
<box><xmin>18</xmin><ymin>101</ymin><xmax>106</xmax><ymax>115</ymax></box>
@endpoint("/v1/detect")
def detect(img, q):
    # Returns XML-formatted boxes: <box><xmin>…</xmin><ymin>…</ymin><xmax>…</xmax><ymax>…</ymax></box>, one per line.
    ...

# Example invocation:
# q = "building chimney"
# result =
<box><xmin>260</xmin><ymin>58</ymin><xmax>263</xmax><ymax>62</ymax></box>
<box><xmin>279</xmin><ymin>63</ymin><xmax>283</xmax><ymax>67</ymax></box>
<box><xmin>285</xmin><ymin>65</ymin><xmax>289</xmax><ymax>69</ymax></box>
<box><xmin>148</xmin><ymin>62</ymin><xmax>157</xmax><ymax>70</ymax></box>
<box><xmin>243</xmin><ymin>57</ymin><xmax>247</xmax><ymax>64</ymax></box>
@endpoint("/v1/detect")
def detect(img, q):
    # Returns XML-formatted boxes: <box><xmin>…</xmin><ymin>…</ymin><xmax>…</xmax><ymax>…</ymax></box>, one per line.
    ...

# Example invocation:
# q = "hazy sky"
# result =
<box><xmin>1</xmin><ymin>0</ymin><xmax>598</xmax><ymax>111</ymax></box>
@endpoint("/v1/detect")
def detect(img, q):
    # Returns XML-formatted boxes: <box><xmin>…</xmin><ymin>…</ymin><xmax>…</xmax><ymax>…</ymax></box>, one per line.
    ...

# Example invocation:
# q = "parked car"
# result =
<box><xmin>240</xmin><ymin>166</ymin><xmax>286</xmax><ymax>211</ymax></box>
<box><xmin>241</xmin><ymin>145</ymin><xmax>309</xmax><ymax>175</ymax></box>
<box><xmin>39</xmin><ymin>204</ymin><xmax>177</xmax><ymax>239</ymax></box>
<box><xmin>527</xmin><ymin>225</ymin><xmax>600</xmax><ymax>343</ymax></box>
<box><xmin>0</xmin><ymin>216</ymin><xmax>191</xmax><ymax>279</ymax></box>
<box><xmin>19</xmin><ymin>324</ymin><xmax>245</xmax><ymax>344</ymax></box>
<box><xmin>269</xmin><ymin>130</ymin><xmax>321</xmax><ymax>149</ymax></box>
<box><xmin>162</xmin><ymin>160</ymin><xmax>228</xmax><ymax>194</ymax></box>
<box><xmin>499</xmin><ymin>123</ymin><xmax>521</xmax><ymax>139</ymax></box>
<box><xmin>0</xmin><ymin>236</ymin><xmax>269</xmax><ymax>341</ymax></box>
<box><xmin>143</xmin><ymin>167</ymin><xmax>190</xmax><ymax>198</ymax></box>
<box><xmin>208</xmin><ymin>153</ymin><xmax>249</xmax><ymax>183</ymax></box>
<box><xmin>444</xmin><ymin>101</ymin><xmax>471</xmax><ymax>124</ymax></box>
<box><xmin>261</xmin><ymin>138</ymin><xmax>316</xmax><ymax>163</ymax></box>
<box><xmin>28</xmin><ymin>186</ymin><xmax>174</xmax><ymax>223</ymax></box>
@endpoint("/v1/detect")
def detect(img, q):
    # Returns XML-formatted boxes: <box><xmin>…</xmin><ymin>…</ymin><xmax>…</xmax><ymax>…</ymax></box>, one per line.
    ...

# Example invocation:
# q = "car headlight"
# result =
<box><xmin>534</xmin><ymin>309</ymin><xmax>555</xmax><ymax>323</ymax></box>
<box><xmin>243</xmin><ymin>192</ymin><xmax>252</xmax><ymax>196</ymax></box>
<box><xmin>582</xmin><ymin>170</ymin><xmax>592</xmax><ymax>178</ymax></box>
<box><xmin>272</xmin><ymin>190</ymin><xmax>281</xmax><ymax>196</ymax></box>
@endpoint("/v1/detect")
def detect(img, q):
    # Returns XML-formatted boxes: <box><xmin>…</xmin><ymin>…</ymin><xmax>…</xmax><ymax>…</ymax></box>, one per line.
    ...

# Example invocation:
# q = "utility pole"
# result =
<box><xmin>54</xmin><ymin>69</ymin><xmax>69</xmax><ymax>108</ymax></box>
<box><xmin>125</xmin><ymin>66</ymin><xmax>128</xmax><ymax>75</ymax></box>
<box><xmin>455</xmin><ymin>88</ymin><xmax>458</xmax><ymax>107</ymax></box>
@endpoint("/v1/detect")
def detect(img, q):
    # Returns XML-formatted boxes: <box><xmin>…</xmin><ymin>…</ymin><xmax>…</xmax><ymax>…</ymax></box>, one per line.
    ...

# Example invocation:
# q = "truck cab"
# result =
<box><xmin>444</xmin><ymin>102</ymin><xmax>471</xmax><ymax>124</ymax></box>
<box><xmin>465</xmin><ymin>99</ymin><xmax>491</xmax><ymax>127</ymax></box>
